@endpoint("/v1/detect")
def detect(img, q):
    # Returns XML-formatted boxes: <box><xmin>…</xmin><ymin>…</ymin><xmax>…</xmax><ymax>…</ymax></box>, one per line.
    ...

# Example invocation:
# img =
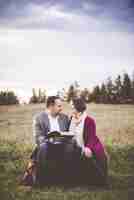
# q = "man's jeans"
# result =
<box><xmin>36</xmin><ymin>138</ymin><xmax>78</xmax><ymax>184</ymax></box>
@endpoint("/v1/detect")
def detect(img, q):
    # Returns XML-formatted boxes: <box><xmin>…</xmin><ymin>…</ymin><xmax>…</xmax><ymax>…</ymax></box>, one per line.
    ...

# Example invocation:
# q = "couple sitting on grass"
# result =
<box><xmin>21</xmin><ymin>96</ymin><xmax>108</xmax><ymax>186</ymax></box>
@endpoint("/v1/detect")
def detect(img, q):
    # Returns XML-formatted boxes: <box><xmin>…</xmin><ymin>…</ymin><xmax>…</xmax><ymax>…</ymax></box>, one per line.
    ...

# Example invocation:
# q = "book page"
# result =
<box><xmin>60</xmin><ymin>131</ymin><xmax>75</xmax><ymax>136</ymax></box>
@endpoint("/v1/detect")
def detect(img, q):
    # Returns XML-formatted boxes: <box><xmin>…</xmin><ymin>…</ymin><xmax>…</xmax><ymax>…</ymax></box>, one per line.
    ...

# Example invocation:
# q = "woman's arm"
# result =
<box><xmin>84</xmin><ymin>116</ymin><xmax>107</xmax><ymax>159</ymax></box>
<box><xmin>84</xmin><ymin>117</ymin><xmax>97</xmax><ymax>151</ymax></box>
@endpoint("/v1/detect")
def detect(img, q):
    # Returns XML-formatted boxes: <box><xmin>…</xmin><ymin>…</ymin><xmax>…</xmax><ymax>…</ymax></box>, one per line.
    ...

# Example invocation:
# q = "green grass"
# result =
<box><xmin>0</xmin><ymin>142</ymin><xmax>134</xmax><ymax>200</ymax></box>
<box><xmin>0</xmin><ymin>103</ymin><xmax>134</xmax><ymax>199</ymax></box>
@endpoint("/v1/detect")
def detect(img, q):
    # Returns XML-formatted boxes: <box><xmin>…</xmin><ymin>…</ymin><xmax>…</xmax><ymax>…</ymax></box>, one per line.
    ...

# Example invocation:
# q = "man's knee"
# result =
<box><xmin>37</xmin><ymin>142</ymin><xmax>48</xmax><ymax>160</ymax></box>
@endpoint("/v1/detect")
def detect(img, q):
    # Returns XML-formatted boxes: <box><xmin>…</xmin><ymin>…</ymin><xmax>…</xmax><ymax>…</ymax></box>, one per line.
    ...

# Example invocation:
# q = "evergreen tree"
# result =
<box><xmin>74</xmin><ymin>81</ymin><xmax>80</xmax><ymax>89</ymax></box>
<box><xmin>29</xmin><ymin>88</ymin><xmax>38</xmax><ymax>104</ymax></box>
<box><xmin>80</xmin><ymin>88</ymin><xmax>90</xmax><ymax>103</ymax></box>
<box><xmin>106</xmin><ymin>77</ymin><xmax>115</xmax><ymax>103</ymax></box>
<box><xmin>131</xmin><ymin>71</ymin><xmax>134</xmax><ymax>103</ymax></box>
<box><xmin>122</xmin><ymin>73</ymin><xmax>132</xmax><ymax>102</ymax></box>
<box><xmin>67</xmin><ymin>85</ymin><xmax>77</xmax><ymax>102</ymax></box>
<box><xmin>91</xmin><ymin>85</ymin><xmax>101</xmax><ymax>103</ymax></box>
<box><xmin>41</xmin><ymin>89</ymin><xmax>46</xmax><ymax>103</ymax></box>
<box><xmin>100</xmin><ymin>83</ymin><xmax>108</xmax><ymax>103</ymax></box>
<box><xmin>38</xmin><ymin>88</ymin><xmax>42</xmax><ymax>103</ymax></box>
<box><xmin>114</xmin><ymin>75</ymin><xmax>123</xmax><ymax>103</ymax></box>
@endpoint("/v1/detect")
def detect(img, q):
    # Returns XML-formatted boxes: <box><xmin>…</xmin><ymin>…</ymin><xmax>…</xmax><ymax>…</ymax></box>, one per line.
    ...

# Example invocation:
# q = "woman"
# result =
<box><xmin>68</xmin><ymin>98</ymin><xmax>108</xmax><ymax>185</ymax></box>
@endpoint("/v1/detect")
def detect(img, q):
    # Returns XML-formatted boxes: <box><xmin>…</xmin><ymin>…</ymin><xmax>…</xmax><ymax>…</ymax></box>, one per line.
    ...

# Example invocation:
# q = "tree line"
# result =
<box><xmin>0</xmin><ymin>72</ymin><xmax>134</xmax><ymax>105</ymax></box>
<box><xmin>0</xmin><ymin>90</ymin><xmax>19</xmax><ymax>105</ymax></box>
<box><xmin>67</xmin><ymin>72</ymin><xmax>134</xmax><ymax>104</ymax></box>
<box><xmin>29</xmin><ymin>88</ymin><xmax>47</xmax><ymax>104</ymax></box>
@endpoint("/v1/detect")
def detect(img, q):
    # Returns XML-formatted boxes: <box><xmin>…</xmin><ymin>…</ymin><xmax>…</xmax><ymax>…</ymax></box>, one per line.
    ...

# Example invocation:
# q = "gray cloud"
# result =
<box><xmin>0</xmin><ymin>0</ymin><xmax>134</xmax><ymax>32</ymax></box>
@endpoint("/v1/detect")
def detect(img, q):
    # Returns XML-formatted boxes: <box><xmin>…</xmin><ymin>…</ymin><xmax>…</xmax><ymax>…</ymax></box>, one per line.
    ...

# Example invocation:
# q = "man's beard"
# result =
<box><xmin>51</xmin><ymin>111</ymin><xmax>60</xmax><ymax>117</ymax></box>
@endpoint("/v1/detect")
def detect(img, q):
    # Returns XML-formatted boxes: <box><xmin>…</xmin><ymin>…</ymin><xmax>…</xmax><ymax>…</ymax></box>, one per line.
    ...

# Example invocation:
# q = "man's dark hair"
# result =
<box><xmin>73</xmin><ymin>98</ymin><xmax>87</xmax><ymax>113</ymax></box>
<box><xmin>46</xmin><ymin>96</ymin><xmax>60</xmax><ymax>108</ymax></box>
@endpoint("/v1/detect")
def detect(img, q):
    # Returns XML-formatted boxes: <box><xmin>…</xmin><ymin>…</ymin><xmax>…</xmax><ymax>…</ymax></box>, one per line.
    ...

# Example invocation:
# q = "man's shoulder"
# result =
<box><xmin>33</xmin><ymin>111</ymin><xmax>48</xmax><ymax>121</ymax></box>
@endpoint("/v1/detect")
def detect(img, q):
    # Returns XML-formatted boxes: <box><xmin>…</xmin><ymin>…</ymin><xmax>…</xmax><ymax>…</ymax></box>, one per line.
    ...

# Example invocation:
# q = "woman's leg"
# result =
<box><xmin>95</xmin><ymin>156</ymin><xmax>108</xmax><ymax>185</ymax></box>
<box><xmin>81</xmin><ymin>155</ymin><xmax>108</xmax><ymax>185</ymax></box>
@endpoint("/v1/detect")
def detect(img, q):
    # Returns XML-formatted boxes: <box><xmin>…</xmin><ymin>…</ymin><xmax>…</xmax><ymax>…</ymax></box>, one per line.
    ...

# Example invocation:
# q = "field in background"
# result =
<box><xmin>0</xmin><ymin>103</ymin><xmax>134</xmax><ymax>199</ymax></box>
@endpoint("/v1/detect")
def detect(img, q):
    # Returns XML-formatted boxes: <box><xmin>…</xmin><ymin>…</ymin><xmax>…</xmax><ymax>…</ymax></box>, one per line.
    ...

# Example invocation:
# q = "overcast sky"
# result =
<box><xmin>0</xmin><ymin>0</ymin><xmax>134</xmax><ymax>98</ymax></box>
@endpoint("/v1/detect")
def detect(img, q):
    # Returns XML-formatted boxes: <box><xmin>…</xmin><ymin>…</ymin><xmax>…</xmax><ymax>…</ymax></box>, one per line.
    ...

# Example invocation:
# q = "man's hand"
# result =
<box><xmin>84</xmin><ymin>147</ymin><xmax>92</xmax><ymax>158</ymax></box>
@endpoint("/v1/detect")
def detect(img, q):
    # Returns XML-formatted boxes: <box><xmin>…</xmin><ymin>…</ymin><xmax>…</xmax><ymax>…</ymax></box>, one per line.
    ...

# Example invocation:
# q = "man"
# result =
<box><xmin>21</xmin><ymin>96</ymin><xmax>69</xmax><ymax>186</ymax></box>
<box><xmin>33</xmin><ymin>96</ymin><xmax>70</xmax><ymax>184</ymax></box>
<box><xmin>33</xmin><ymin>96</ymin><xmax>69</xmax><ymax>146</ymax></box>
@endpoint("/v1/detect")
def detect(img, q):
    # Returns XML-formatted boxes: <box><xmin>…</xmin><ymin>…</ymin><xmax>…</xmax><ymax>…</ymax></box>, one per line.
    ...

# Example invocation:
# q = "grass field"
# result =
<box><xmin>0</xmin><ymin>103</ymin><xmax>134</xmax><ymax>199</ymax></box>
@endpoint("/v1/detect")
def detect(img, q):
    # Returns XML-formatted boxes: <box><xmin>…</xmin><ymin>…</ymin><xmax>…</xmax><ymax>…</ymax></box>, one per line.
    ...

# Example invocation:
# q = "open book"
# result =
<box><xmin>47</xmin><ymin>131</ymin><xmax>74</xmax><ymax>139</ymax></box>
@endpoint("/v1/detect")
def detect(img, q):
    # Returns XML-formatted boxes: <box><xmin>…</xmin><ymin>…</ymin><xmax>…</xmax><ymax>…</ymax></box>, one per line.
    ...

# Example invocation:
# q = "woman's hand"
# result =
<box><xmin>84</xmin><ymin>147</ymin><xmax>92</xmax><ymax>158</ymax></box>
